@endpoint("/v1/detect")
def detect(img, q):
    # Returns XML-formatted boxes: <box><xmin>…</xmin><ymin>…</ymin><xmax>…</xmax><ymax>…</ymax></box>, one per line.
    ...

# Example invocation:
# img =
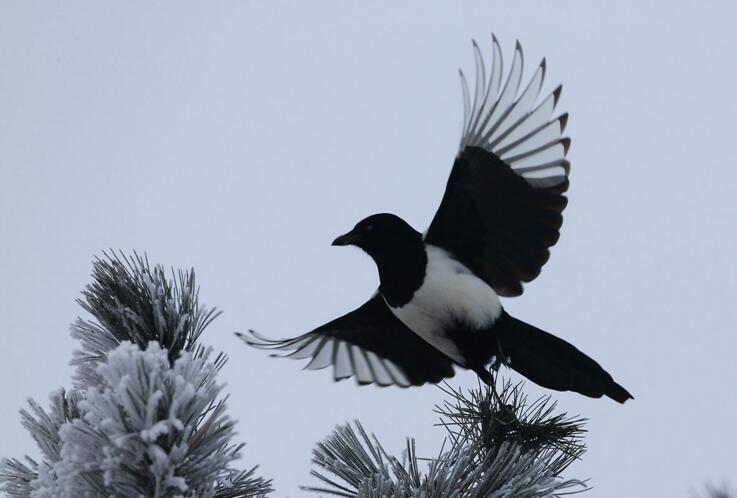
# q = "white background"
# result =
<box><xmin>1</xmin><ymin>1</ymin><xmax>736</xmax><ymax>496</ymax></box>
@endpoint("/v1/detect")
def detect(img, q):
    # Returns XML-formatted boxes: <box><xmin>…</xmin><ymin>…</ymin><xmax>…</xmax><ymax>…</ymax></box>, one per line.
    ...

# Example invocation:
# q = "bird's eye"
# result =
<box><xmin>366</xmin><ymin>224</ymin><xmax>374</xmax><ymax>232</ymax></box>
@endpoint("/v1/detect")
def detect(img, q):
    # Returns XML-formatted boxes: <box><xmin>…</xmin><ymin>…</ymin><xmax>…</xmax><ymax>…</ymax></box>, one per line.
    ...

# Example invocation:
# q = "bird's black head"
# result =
<box><xmin>332</xmin><ymin>213</ymin><xmax>422</xmax><ymax>262</ymax></box>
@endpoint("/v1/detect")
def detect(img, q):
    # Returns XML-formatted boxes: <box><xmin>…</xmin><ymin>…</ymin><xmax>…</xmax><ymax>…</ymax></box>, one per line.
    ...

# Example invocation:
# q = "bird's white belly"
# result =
<box><xmin>386</xmin><ymin>245</ymin><xmax>502</xmax><ymax>366</ymax></box>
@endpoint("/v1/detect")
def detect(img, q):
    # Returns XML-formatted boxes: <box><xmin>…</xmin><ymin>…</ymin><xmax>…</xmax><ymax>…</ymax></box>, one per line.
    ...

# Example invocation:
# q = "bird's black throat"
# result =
<box><xmin>375</xmin><ymin>241</ymin><xmax>427</xmax><ymax>308</ymax></box>
<box><xmin>335</xmin><ymin>212</ymin><xmax>428</xmax><ymax>307</ymax></box>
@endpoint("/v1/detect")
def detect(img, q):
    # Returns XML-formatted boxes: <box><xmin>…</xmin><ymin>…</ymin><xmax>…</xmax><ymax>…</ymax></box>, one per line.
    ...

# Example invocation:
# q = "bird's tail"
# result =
<box><xmin>494</xmin><ymin>312</ymin><xmax>633</xmax><ymax>403</ymax></box>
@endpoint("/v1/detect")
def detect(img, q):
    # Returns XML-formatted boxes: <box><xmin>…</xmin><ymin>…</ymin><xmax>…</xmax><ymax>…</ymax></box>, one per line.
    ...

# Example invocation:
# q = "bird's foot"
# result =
<box><xmin>488</xmin><ymin>351</ymin><xmax>511</xmax><ymax>372</ymax></box>
<box><xmin>485</xmin><ymin>343</ymin><xmax>512</xmax><ymax>405</ymax></box>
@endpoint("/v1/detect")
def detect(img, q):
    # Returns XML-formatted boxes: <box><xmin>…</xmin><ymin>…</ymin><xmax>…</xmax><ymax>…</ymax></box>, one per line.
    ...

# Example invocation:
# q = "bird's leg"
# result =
<box><xmin>494</xmin><ymin>338</ymin><xmax>512</xmax><ymax>369</ymax></box>
<box><xmin>480</xmin><ymin>360</ymin><xmax>503</xmax><ymax>405</ymax></box>
<box><xmin>490</xmin><ymin>368</ymin><xmax>503</xmax><ymax>405</ymax></box>
<box><xmin>484</xmin><ymin>339</ymin><xmax>512</xmax><ymax>405</ymax></box>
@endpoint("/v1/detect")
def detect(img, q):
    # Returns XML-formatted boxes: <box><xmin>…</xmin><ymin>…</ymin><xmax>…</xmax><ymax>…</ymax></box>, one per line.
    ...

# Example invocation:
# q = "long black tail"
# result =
<box><xmin>493</xmin><ymin>312</ymin><xmax>633</xmax><ymax>403</ymax></box>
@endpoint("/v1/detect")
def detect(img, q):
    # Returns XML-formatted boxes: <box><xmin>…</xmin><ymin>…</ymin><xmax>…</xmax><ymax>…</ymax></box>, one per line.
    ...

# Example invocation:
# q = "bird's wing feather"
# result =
<box><xmin>425</xmin><ymin>36</ymin><xmax>570</xmax><ymax>297</ymax></box>
<box><xmin>238</xmin><ymin>293</ymin><xmax>456</xmax><ymax>387</ymax></box>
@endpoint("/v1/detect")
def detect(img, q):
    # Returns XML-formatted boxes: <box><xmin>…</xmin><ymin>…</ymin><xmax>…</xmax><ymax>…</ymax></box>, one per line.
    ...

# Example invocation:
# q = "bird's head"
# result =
<box><xmin>332</xmin><ymin>213</ymin><xmax>422</xmax><ymax>262</ymax></box>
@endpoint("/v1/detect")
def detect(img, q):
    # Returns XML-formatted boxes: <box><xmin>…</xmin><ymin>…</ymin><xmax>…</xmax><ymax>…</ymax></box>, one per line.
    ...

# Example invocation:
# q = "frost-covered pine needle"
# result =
<box><xmin>0</xmin><ymin>389</ymin><xmax>82</xmax><ymax>497</ymax></box>
<box><xmin>70</xmin><ymin>251</ymin><xmax>222</xmax><ymax>388</ymax></box>
<box><xmin>434</xmin><ymin>379</ymin><xmax>587</xmax><ymax>468</ymax></box>
<box><xmin>0</xmin><ymin>253</ymin><xmax>271</xmax><ymax>498</ymax></box>
<box><xmin>39</xmin><ymin>342</ymin><xmax>270</xmax><ymax>497</ymax></box>
<box><xmin>305</xmin><ymin>380</ymin><xmax>588</xmax><ymax>498</ymax></box>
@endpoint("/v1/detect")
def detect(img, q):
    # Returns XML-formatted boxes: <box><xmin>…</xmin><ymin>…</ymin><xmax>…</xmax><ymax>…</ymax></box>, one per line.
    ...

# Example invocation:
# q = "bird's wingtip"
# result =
<box><xmin>235</xmin><ymin>331</ymin><xmax>256</xmax><ymax>347</ymax></box>
<box><xmin>552</xmin><ymin>84</ymin><xmax>563</xmax><ymax>105</ymax></box>
<box><xmin>558</xmin><ymin>113</ymin><xmax>569</xmax><ymax>133</ymax></box>
<box><xmin>235</xmin><ymin>328</ymin><xmax>273</xmax><ymax>347</ymax></box>
<box><xmin>561</xmin><ymin>137</ymin><xmax>572</xmax><ymax>155</ymax></box>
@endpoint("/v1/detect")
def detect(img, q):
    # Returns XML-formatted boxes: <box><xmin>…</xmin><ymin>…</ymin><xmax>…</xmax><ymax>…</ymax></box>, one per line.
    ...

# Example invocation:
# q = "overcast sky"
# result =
<box><xmin>2</xmin><ymin>1</ymin><xmax>736</xmax><ymax>496</ymax></box>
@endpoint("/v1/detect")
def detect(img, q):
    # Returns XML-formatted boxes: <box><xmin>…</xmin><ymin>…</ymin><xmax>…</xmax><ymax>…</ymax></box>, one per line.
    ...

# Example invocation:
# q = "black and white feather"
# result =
<box><xmin>238</xmin><ymin>294</ymin><xmax>455</xmax><ymax>388</ymax></box>
<box><xmin>458</xmin><ymin>36</ymin><xmax>570</xmax><ymax>189</ymax></box>
<box><xmin>426</xmin><ymin>36</ymin><xmax>570</xmax><ymax>297</ymax></box>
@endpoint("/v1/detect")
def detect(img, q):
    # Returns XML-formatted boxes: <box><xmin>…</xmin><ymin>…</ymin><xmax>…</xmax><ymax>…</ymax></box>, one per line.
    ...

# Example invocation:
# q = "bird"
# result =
<box><xmin>238</xmin><ymin>36</ymin><xmax>633</xmax><ymax>403</ymax></box>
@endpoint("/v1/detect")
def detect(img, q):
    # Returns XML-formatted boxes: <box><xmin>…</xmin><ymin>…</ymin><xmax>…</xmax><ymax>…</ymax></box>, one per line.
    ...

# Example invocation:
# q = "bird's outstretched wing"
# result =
<box><xmin>425</xmin><ymin>36</ymin><xmax>570</xmax><ymax>297</ymax></box>
<box><xmin>238</xmin><ymin>293</ymin><xmax>456</xmax><ymax>387</ymax></box>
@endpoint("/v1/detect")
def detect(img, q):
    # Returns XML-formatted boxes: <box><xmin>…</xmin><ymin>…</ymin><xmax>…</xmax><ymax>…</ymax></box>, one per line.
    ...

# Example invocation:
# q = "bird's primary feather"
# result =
<box><xmin>426</xmin><ymin>36</ymin><xmax>570</xmax><ymax>297</ymax></box>
<box><xmin>238</xmin><ymin>293</ymin><xmax>455</xmax><ymax>387</ymax></box>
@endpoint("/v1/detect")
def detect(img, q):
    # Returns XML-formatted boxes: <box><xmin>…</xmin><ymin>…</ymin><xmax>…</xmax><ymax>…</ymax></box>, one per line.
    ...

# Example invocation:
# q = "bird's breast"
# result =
<box><xmin>385</xmin><ymin>245</ymin><xmax>502</xmax><ymax>366</ymax></box>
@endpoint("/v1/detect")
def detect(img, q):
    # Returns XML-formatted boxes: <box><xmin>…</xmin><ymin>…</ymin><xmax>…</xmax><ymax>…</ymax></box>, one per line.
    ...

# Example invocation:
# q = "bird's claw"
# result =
<box><xmin>489</xmin><ymin>350</ymin><xmax>511</xmax><ymax>372</ymax></box>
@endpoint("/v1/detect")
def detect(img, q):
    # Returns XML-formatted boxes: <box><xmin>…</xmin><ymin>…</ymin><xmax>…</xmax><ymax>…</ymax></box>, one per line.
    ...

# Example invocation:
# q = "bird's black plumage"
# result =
<box><xmin>333</xmin><ymin>214</ymin><xmax>427</xmax><ymax>307</ymax></box>
<box><xmin>426</xmin><ymin>145</ymin><xmax>568</xmax><ymax>297</ymax></box>
<box><xmin>240</xmin><ymin>36</ymin><xmax>633</xmax><ymax>404</ymax></box>
<box><xmin>238</xmin><ymin>294</ymin><xmax>454</xmax><ymax>387</ymax></box>
<box><xmin>491</xmin><ymin>312</ymin><xmax>633</xmax><ymax>403</ymax></box>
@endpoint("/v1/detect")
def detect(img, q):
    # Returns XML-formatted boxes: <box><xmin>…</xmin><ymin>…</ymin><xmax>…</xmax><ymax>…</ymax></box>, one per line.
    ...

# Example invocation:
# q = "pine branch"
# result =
<box><xmin>306</xmin><ymin>380</ymin><xmax>588</xmax><ymax>497</ymax></box>
<box><xmin>1</xmin><ymin>343</ymin><xmax>272</xmax><ymax>498</ymax></box>
<box><xmin>0</xmin><ymin>457</ymin><xmax>36</xmax><ymax>497</ymax></box>
<box><xmin>0</xmin><ymin>389</ymin><xmax>84</xmax><ymax>496</ymax></box>
<box><xmin>19</xmin><ymin>389</ymin><xmax>82</xmax><ymax>466</ymax></box>
<box><xmin>307</xmin><ymin>421</ymin><xmax>395</xmax><ymax>497</ymax></box>
<box><xmin>70</xmin><ymin>251</ymin><xmax>221</xmax><ymax>388</ymax></box>
<box><xmin>40</xmin><ymin>341</ymin><xmax>271</xmax><ymax>497</ymax></box>
<box><xmin>697</xmin><ymin>483</ymin><xmax>736</xmax><ymax>498</ymax></box>
<box><xmin>0</xmin><ymin>253</ymin><xmax>271</xmax><ymax>497</ymax></box>
<box><xmin>434</xmin><ymin>379</ymin><xmax>586</xmax><ymax>470</ymax></box>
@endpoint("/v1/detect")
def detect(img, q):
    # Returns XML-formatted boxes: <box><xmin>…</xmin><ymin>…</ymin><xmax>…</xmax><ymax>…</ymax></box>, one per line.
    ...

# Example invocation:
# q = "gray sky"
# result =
<box><xmin>1</xmin><ymin>1</ymin><xmax>736</xmax><ymax>496</ymax></box>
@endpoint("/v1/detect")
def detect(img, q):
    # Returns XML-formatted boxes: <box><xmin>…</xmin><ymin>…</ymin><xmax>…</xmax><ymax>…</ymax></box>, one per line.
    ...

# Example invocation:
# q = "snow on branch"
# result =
<box><xmin>43</xmin><ymin>342</ymin><xmax>270</xmax><ymax>497</ymax></box>
<box><xmin>0</xmin><ymin>389</ymin><xmax>83</xmax><ymax>496</ymax></box>
<box><xmin>71</xmin><ymin>251</ymin><xmax>221</xmax><ymax>388</ymax></box>
<box><xmin>0</xmin><ymin>253</ymin><xmax>271</xmax><ymax>498</ymax></box>
<box><xmin>306</xmin><ymin>380</ymin><xmax>587</xmax><ymax>497</ymax></box>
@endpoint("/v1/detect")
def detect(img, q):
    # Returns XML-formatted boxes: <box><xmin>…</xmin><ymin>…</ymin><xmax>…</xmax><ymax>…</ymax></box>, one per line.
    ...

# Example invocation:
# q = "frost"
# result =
<box><xmin>20</xmin><ymin>341</ymin><xmax>269</xmax><ymax>498</ymax></box>
<box><xmin>68</xmin><ymin>252</ymin><xmax>221</xmax><ymax>389</ymax></box>
<box><xmin>0</xmin><ymin>253</ymin><xmax>270</xmax><ymax>497</ymax></box>
<box><xmin>306</xmin><ymin>381</ymin><xmax>589</xmax><ymax>498</ymax></box>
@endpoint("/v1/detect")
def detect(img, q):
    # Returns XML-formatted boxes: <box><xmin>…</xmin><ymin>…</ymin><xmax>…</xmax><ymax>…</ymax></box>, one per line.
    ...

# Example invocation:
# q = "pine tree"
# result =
<box><xmin>0</xmin><ymin>253</ymin><xmax>271</xmax><ymax>497</ymax></box>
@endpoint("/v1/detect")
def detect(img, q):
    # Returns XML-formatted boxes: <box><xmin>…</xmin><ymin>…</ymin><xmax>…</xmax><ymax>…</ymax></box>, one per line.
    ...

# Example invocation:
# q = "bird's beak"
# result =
<box><xmin>332</xmin><ymin>231</ymin><xmax>360</xmax><ymax>247</ymax></box>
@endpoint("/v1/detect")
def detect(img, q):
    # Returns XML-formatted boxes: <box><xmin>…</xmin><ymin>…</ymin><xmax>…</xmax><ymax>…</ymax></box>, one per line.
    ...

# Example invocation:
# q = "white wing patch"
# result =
<box><xmin>387</xmin><ymin>245</ymin><xmax>502</xmax><ymax>367</ymax></box>
<box><xmin>237</xmin><ymin>330</ymin><xmax>411</xmax><ymax>387</ymax></box>
<box><xmin>459</xmin><ymin>36</ymin><xmax>570</xmax><ymax>188</ymax></box>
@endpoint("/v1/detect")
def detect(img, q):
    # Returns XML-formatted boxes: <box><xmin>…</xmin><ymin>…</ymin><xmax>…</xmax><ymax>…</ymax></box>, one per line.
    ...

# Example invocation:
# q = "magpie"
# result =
<box><xmin>239</xmin><ymin>36</ymin><xmax>633</xmax><ymax>403</ymax></box>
